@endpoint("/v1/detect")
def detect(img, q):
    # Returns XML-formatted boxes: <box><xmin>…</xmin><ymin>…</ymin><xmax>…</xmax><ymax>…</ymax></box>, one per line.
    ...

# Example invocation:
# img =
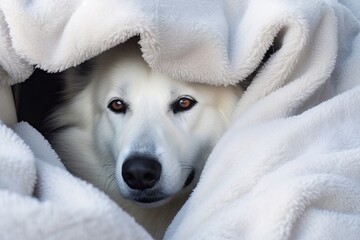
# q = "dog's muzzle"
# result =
<box><xmin>120</xmin><ymin>154</ymin><xmax>195</xmax><ymax>204</ymax></box>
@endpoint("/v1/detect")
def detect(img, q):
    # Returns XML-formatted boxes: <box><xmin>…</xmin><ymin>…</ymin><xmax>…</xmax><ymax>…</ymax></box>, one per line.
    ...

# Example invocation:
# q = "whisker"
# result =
<box><xmin>106</xmin><ymin>176</ymin><xmax>117</xmax><ymax>194</ymax></box>
<box><xmin>104</xmin><ymin>161</ymin><xmax>116</xmax><ymax>169</ymax></box>
<box><xmin>179</xmin><ymin>164</ymin><xmax>195</xmax><ymax>172</ymax></box>
<box><xmin>104</xmin><ymin>173</ymin><xmax>116</xmax><ymax>191</ymax></box>
<box><xmin>179</xmin><ymin>161</ymin><xmax>194</xmax><ymax>169</ymax></box>
<box><xmin>100</xmin><ymin>161</ymin><xmax>116</xmax><ymax>176</ymax></box>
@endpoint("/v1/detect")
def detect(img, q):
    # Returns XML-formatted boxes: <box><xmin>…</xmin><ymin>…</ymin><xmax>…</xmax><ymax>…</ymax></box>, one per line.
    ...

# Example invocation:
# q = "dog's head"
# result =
<box><xmin>57</xmin><ymin>40</ymin><xmax>241</xmax><ymax>206</ymax></box>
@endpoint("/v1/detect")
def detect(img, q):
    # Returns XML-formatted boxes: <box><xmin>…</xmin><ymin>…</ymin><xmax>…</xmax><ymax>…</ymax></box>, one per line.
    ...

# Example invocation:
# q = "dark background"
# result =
<box><xmin>13</xmin><ymin>69</ymin><xmax>63</xmax><ymax>133</ymax></box>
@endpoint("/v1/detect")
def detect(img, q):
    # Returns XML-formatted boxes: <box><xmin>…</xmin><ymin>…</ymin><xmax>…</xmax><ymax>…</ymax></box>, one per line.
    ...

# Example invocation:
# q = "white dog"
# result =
<box><xmin>49</xmin><ymin>39</ymin><xmax>241</xmax><ymax>239</ymax></box>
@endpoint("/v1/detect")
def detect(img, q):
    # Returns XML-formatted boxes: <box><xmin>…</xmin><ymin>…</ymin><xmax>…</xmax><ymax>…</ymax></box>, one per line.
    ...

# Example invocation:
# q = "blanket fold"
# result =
<box><xmin>165</xmin><ymin>86</ymin><xmax>360</xmax><ymax>239</ymax></box>
<box><xmin>1</xmin><ymin>0</ymin><xmax>360</xmax><ymax>239</ymax></box>
<box><xmin>0</xmin><ymin>122</ymin><xmax>152</xmax><ymax>240</ymax></box>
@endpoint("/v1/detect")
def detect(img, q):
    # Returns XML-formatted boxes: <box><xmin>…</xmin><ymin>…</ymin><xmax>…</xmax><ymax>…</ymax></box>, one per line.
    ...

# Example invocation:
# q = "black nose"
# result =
<box><xmin>122</xmin><ymin>155</ymin><xmax>162</xmax><ymax>190</ymax></box>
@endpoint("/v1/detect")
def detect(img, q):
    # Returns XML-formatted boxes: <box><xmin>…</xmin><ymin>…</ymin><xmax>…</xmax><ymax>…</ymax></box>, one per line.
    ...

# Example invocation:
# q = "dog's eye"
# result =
<box><xmin>108</xmin><ymin>98</ymin><xmax>128</xmax><ymax>114</ymax></box>
<box><xmin>172</xmin><ymin>96</ymin><xmax>197</xmax><ymax>114</ymax></box>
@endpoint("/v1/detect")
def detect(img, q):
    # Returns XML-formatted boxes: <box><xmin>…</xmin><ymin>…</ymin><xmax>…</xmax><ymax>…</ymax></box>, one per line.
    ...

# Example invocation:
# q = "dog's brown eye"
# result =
<box><xmin>172</xmin><ymin>96</ymin><xmax>197</xmax><ymax>114</ymax></box>
<box><xmin>108</xmin><ymin>99</ymin><xmax>128</xmax><ymax>114</ymax></box>
<box><xmin>178</xmin><ymin>98</ymin><xmax>192</xmax><ymax>108</ymax></box>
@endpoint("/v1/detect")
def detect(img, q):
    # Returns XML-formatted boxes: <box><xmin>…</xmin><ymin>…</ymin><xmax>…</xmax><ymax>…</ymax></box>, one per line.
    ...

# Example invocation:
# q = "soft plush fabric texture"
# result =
<box><xmin>0</xmin><ymin>122</ymin><xmax>152</xmax><ymax>240</ymax></box>
<box><xmin>1</xmin><ymin>0</ymin><xmax>360</xmax><ymax>239</ymax></box>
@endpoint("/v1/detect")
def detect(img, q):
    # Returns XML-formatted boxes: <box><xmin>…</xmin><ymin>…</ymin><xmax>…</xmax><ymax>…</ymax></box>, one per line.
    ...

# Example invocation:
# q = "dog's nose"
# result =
<box><xmin>122</xmin><ymin>156</ymin><xmax>161</xmax><ymax>190</ymax></box>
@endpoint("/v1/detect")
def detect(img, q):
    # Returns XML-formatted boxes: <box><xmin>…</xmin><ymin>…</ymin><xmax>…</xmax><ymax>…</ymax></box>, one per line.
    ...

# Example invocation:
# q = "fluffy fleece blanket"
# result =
<box><xmin>1</xmin><ymin>0</ymin><xmax>360</xmax><ymax>239</ymax></box>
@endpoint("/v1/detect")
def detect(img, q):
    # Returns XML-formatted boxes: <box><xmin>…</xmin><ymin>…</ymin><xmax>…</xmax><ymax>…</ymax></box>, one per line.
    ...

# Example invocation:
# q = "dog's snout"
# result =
<box><xmin>122</xmin><ymin>156</ymin><xmax>161</xmax><ymax>190</ymax></box>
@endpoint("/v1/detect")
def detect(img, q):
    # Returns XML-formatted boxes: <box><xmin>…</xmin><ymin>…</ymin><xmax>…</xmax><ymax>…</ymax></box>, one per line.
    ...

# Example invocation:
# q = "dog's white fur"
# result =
<box><xmin>49</xmin><ymin>39</ymin><xmax>241</xmax><ymax>239</ymax></box>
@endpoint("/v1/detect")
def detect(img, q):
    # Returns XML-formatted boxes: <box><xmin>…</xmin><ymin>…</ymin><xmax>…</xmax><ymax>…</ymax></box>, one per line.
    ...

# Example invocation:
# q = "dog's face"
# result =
<box><xmin>56</xmin><ymin>43</ymin><xmax>240</xmax><ymax>206</ymax></box>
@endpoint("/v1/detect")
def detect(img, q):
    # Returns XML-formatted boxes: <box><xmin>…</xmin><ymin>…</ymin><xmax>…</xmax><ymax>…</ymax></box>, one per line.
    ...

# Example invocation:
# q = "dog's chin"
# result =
<box><xmin>132</xmin><ymin>195</ymin><xmax>173</xmax><ymax>208</ymax></box>
<box><xmin>123</xmin><ymin>190</ymin><xmax>172</xmax><ymax>208</ymax></box>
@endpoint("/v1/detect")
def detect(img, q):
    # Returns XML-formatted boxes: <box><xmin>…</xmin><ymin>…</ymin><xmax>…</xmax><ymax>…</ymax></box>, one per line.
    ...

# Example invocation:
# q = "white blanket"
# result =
<box><xmin>0</xmin><ymin>122</ymin><xmax>152</xmax><ymax>240</ymax></box>
<box><xmin>1</xmin><ymin>0</ymin><xmax>360</xmax><ymax>239</ymax></box>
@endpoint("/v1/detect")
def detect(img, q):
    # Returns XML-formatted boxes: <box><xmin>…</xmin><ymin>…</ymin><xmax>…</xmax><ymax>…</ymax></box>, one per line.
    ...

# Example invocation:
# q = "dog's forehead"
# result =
<box><xmin>106</xmin><ymin>67</ymin><xmax>190</xmax><ymax>96</ymax></box>
<box><xmin>98</xmin><ymin>56</ymin><xmax>223</xmax><ymax>105</ymax></box>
